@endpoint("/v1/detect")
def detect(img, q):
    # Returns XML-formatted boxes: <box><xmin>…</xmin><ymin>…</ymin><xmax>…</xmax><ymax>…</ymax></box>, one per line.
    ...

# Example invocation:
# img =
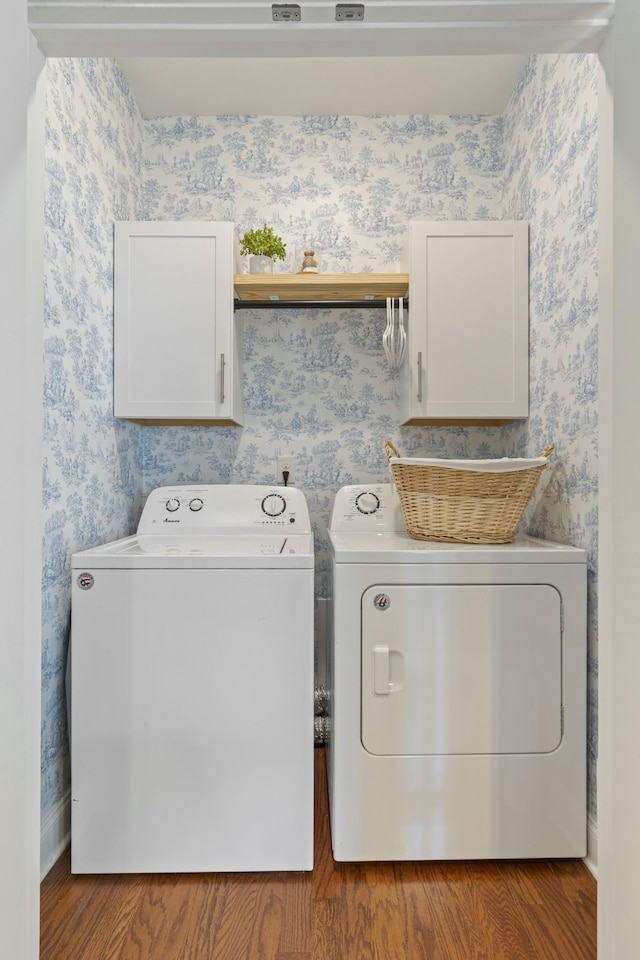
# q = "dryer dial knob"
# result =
<box><xmin>355</xmin><ymin>492</ymin><xmax>381</xmax><ymax>515</ymax></box>
<box><xmin>189</xmin><ymin>498</ymin><xmax>204</xmax><ymax>512</ymax></box>
<box><xmin>165</xmin><ymin>498</ymin><xmax>181</xmax><ymax>513</ymax></box>
<box><xmin>262</xmin><ymin>494</ymin><xmax>286</xmax><ymax>517</ymax></box>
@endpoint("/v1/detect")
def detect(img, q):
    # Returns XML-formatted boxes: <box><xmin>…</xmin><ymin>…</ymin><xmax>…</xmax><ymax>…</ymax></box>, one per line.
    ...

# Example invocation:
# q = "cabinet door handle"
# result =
<box><xmin>220</xmin><ymin>353</ymin><xmax>225</xmax><ymax>404</ymax></box>
<box><xmin>417</xmin><ymin>351</ymin><xmax>423</xmax><ymax>403</ymax></box>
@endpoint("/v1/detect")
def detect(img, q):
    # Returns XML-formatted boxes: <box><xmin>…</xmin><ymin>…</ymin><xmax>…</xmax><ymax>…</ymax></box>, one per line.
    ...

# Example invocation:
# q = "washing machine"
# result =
<box><xmin>70</xmin><ymin>484</ymin><xmax>314</xmax><ymax>873</ymax></box>
<box><xmin>327</xmin><ymin>483</ymin><xmax>587</xmax><ymax>862</ymax></box>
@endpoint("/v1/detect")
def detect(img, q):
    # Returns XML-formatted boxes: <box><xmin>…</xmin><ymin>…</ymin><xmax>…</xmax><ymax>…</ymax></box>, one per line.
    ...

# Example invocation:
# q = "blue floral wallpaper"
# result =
<box><xmin>41</xmin><ymin>53</ymin><xmax>599</xmax><ymax>833</ymax></box>
<box><xmin>42</xmin><ymin>59</ymin><xmax>146</xmax><ymax>815</ymax></box>
<box><xmin>501</xmin><ymin>54</ymin><xmax>599</xmax><ymax>817</ymax></box>
<box><xmin>140</xmin><ymin>110</ymin><xmax>508</xmax><ymax>603</ymax></box>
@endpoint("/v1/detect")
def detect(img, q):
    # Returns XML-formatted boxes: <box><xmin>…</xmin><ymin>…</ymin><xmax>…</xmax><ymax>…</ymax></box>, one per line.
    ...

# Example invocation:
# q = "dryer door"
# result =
<box><xmin>361</xmin><ymin>584</ymin><xmax>562</xmax><ymax>756</ymax></box>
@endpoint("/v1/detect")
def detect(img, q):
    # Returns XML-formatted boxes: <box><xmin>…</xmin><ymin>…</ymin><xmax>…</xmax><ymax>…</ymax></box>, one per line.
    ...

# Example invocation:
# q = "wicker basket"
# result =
<box><xmin>384</xmin><ymin>440</ymin><xmax>554</xmax><ymax>544</ymax></box>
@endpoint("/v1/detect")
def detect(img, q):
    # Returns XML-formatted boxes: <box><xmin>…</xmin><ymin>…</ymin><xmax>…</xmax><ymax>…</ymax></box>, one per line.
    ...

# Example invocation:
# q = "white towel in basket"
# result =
<box><xmin>387</xmin><ymin>455</ymin><xmax>550</xmax><ymax>473</ymax></box>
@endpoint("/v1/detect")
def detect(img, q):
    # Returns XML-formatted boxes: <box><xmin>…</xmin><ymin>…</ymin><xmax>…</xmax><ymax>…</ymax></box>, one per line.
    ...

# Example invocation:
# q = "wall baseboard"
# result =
<box><xmin>39</xmin><ymin>791</ymin><xmax>597</xmax><ymax>883</ymax></box>
<box><xmin>40</xmin><ymin>790</ymin><xmax>70</xmax><ymax>881</ymax></box>
<box><xmin>584</xmin><ymin>814</ymin><xmax>598</xmax><ymax>879</ymax></box>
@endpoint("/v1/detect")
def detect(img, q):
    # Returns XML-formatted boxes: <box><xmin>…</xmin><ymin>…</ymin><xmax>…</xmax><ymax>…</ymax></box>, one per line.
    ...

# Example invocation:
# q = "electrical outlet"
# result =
<box><xmin>277</xmin><ymin>455</ymin><xmax>296</xmax><ymax>485</ymax></box>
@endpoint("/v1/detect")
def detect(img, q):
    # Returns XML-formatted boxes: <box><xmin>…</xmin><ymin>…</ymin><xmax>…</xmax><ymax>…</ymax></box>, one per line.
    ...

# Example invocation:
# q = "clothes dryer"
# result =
<box><xmin>70</xmin><ymin>484</ymin><xmax>314</xmax><ymax>873</ymax></box>
<box><xmin>327</xmin><ymin>483</ymin><xmax>587</xmax><ymax>861</ymax></box>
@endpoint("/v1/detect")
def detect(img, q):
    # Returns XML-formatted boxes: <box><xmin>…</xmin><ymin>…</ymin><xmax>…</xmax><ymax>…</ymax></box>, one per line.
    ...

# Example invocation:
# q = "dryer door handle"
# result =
<box><xmin>373</xmin><ymin>645</ymin><xmax>390</xmax><ymax>695</ymax></box>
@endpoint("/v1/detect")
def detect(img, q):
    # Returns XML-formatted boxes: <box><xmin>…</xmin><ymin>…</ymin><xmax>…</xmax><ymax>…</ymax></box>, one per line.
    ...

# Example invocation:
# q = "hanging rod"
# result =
<box><xmin>234</xmin><ymin>298</ymin><xmax>409</xmax><ymax>312</ymax></box>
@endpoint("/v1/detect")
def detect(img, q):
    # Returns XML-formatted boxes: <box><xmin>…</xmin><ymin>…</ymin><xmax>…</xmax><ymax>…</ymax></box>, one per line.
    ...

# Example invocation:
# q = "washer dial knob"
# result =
<box><xmin>189</xmin><ymin>498</ymin><xmax>204</xmax><ymax>512</ymax></box>
<box><xmin>355</xmin><ymin>491</ymin><xmax>381</xmax><ymax>515</ymax></box>
<box><xmin>165</xmin><ymin>498</ymin><xmax>181</xmax><ymax>513</ymax></box>
<box><xmin>261</xmin><ymin>494</ymin><xmax>286</xmax><ymax>517</ymax></box>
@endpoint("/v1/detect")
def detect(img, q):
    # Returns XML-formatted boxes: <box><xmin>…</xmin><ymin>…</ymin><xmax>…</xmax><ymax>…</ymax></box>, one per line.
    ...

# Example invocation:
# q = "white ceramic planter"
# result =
<box><xmin>249</xmin><ymin>255</ymin><xmax>274</xmax><ymax>274</ymax></box>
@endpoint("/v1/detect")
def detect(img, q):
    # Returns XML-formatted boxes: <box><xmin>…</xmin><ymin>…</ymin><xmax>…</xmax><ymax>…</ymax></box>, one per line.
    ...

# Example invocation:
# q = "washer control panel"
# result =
<box><xmin>329</xmin><ymin>484</ymin><xmax>405</xmax><ymax>532</ymax></box>
<box><xmin>138</xmin><ymin>484</ymin><xmax>312</xmax><ymax>535</ymax></box>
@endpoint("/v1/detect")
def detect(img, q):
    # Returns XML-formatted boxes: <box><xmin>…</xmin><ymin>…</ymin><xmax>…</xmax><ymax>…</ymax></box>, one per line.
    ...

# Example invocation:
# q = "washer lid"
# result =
<box><xmin>71</xmin><ymin>533</ymin><xmax>314</xmax><ymax>569</ymax></box>
<box><xmin>329</xmin><ymin>530</ymin><xmax>586</xmax><ymax>564</ymax></box>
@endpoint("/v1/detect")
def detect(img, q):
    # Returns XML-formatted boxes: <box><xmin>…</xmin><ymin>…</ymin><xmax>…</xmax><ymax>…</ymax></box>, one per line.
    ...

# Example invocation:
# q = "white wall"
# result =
<box><xmin>0</xmin><ymin>5</ymin><xmax>44</xmax><ymax>959</ymax></box>
<box><xmin>598</xmin><ymin>2</ymin><xmax>640</xmax><ymax>956</ymax></box>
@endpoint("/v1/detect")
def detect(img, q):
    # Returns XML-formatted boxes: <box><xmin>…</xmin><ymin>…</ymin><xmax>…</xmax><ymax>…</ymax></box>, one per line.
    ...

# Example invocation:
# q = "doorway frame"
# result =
<box><xmin>4</xmin><ymin>3</ymin><xmax>638</xmax><ymax>958</ymax></box>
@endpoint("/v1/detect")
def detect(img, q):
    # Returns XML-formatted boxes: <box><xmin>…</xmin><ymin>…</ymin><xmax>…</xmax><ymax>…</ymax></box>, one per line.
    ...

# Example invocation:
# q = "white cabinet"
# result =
<box><xmin>401</xmin><ymin>221</ymin><xmax>529</xmax><ymax>424</ymax></box>
<box><xmin>114</xmin><ymin>221</ymin><xmax>242</xmax><ymax>424</ymax></box>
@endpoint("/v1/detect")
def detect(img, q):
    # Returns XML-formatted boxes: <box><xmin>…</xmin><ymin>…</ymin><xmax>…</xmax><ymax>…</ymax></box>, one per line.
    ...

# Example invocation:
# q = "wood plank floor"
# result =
<box><xmin>41</xmin><ymin>748</ymin><xmax>597</xmax><ymax>960</ymax></box>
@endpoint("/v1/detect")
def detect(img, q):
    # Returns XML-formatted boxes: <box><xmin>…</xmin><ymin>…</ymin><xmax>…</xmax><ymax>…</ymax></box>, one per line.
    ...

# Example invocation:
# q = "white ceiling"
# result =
<box><xmin>30</xmin><ymin>1</ymin><xmax>614</xmax><ymax>60</ymax></box>
<box><xmin>118</xmin><ymin>55</ymin><xmax>530</xmax><ymax>118</ymax></box>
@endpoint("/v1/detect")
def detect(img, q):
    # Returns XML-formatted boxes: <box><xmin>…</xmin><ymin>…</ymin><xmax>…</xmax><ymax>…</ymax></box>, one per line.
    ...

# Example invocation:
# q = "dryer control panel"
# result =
<box><xmin>137</xmin><ymin>484</ymin><xmax>312</xmax><ymax>535</ymax></box>
<box><xmin>329</xmin><ymin>484</ymin><xmax>404</xmax><ymax>531</ymax></box>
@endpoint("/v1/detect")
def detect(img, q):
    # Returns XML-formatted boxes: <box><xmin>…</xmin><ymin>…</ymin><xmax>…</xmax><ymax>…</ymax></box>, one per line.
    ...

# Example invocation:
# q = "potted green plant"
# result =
<box><xmin>239</xmin><ymin>224</ymin><xmax>287</xmax><ymax>274</ymax></box>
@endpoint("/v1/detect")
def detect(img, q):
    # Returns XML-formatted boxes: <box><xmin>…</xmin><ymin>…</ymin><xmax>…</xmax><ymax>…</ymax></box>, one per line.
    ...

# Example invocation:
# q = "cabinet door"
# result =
<box><xmin>402</xmin><ymin>221</ymin><xmax>528</xmax><ymax>423</ymax></box>
<box><xmin>114</xmin><ymin>221</ymin><xmax>242</xmax><ymax>424</ymax></box>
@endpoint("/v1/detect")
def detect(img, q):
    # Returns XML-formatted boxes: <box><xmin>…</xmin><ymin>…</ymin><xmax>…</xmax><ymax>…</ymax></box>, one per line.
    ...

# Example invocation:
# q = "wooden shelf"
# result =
<box><xmin>233</xmin><ymin>273</ymin><xmax>409</xmax><ymax>303</ymax></box>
